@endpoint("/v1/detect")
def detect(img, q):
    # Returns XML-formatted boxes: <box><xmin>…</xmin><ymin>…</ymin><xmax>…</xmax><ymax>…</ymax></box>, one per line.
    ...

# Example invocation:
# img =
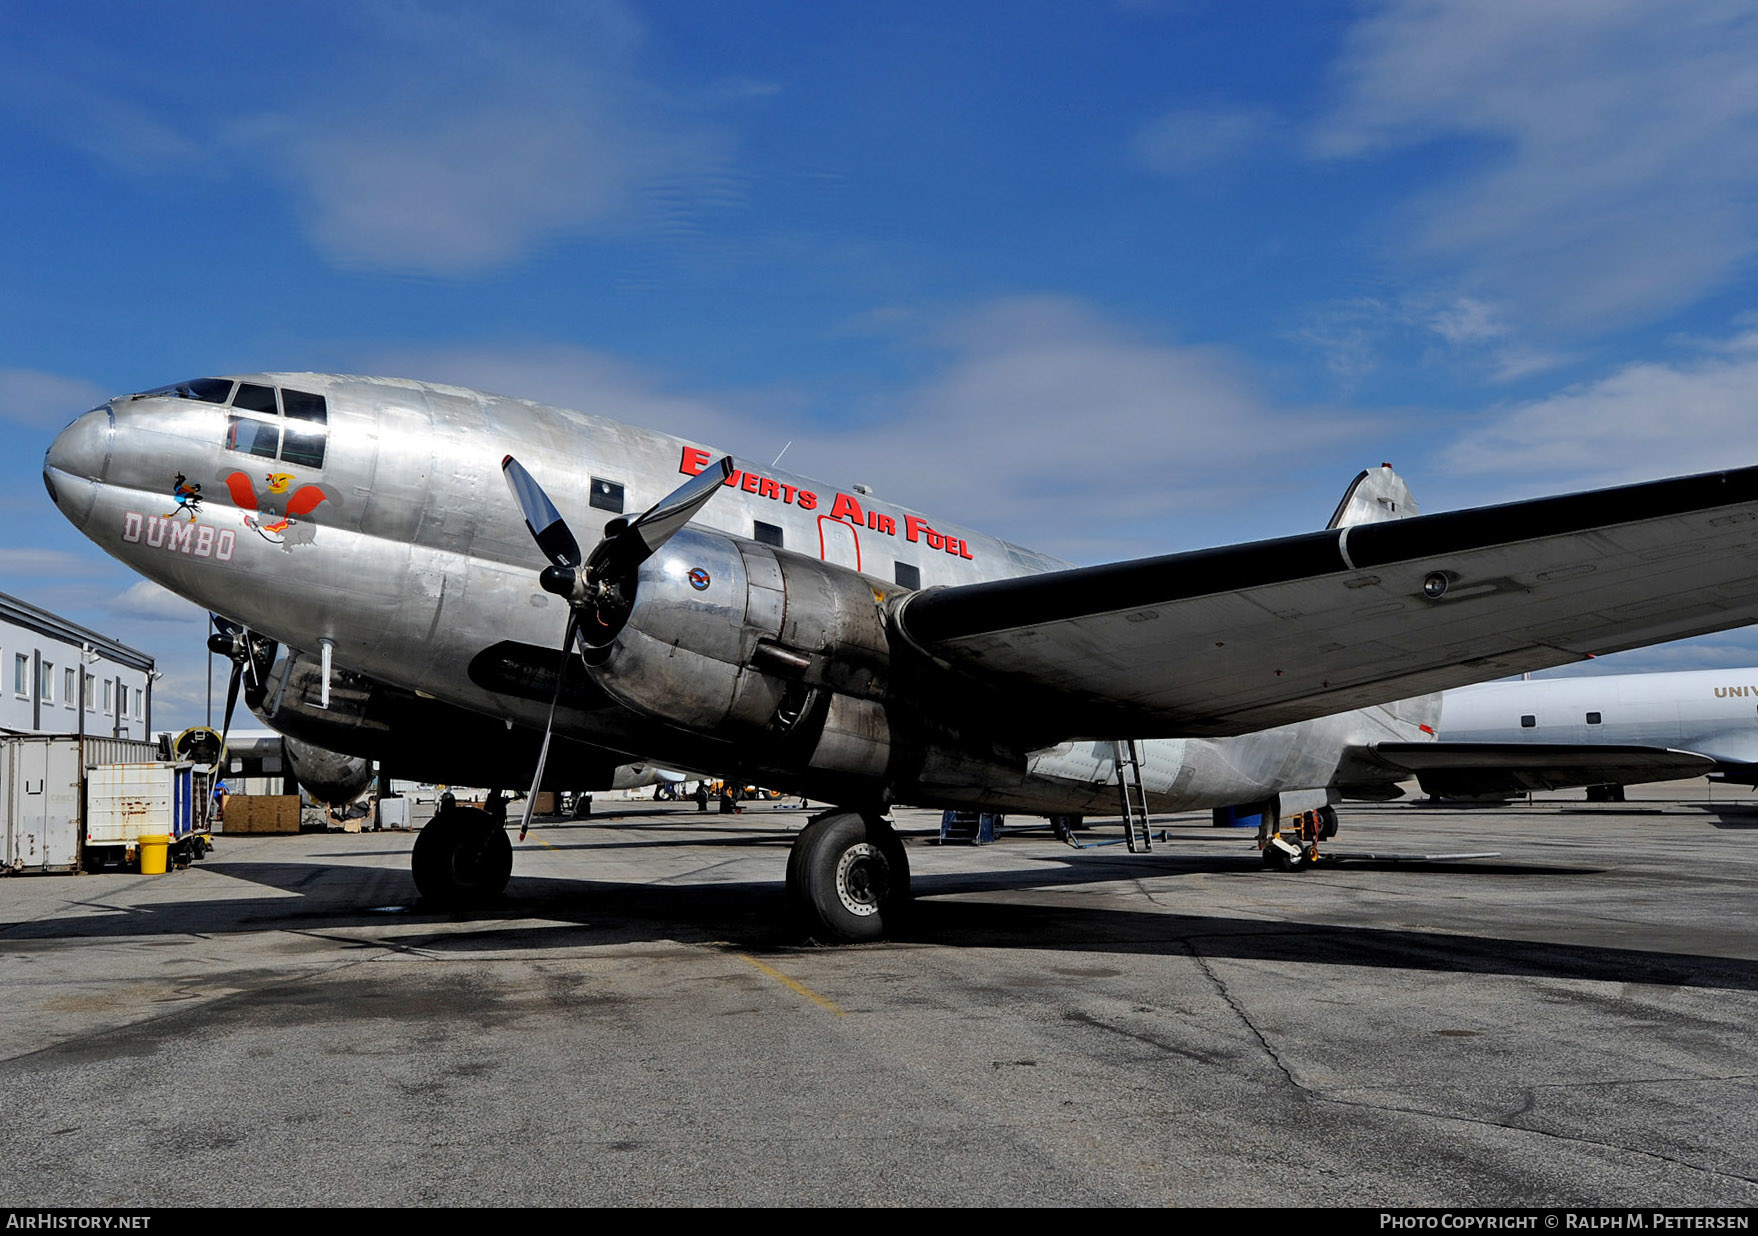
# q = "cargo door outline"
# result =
<box><xmin>818</xmin><ymin>516</ymin><xmax>861</xmax><ymax>572</ymax></box>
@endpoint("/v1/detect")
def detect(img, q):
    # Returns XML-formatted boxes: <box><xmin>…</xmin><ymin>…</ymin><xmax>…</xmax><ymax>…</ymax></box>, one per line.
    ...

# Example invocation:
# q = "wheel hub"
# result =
<box><xmin>835</xmin><ymin>843</ymin><xmax>888</xmax><ymax>916</ymax></box>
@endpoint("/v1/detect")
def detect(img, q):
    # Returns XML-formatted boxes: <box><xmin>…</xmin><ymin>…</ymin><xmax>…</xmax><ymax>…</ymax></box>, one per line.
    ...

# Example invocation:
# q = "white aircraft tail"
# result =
<box><xmin>1328</xmin><ymin>463</ymin><xmax>1419</xmax><ymax>528</ymax></box>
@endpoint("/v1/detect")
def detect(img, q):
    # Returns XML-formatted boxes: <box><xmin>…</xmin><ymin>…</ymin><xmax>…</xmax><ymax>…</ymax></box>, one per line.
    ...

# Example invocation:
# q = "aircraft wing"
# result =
<box><xmin>1366</xmin><ymin>742</ymin><xmax>1717</xmax><ymax>798</ymax></box>
<box><xmin>893</xmin><ymin>465</ymin><xmax>1758</xmax><ymax>741</ymax></box>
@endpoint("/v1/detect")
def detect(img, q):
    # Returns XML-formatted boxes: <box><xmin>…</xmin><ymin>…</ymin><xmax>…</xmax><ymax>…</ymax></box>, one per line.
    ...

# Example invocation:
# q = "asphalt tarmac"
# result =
<box><xmin>6</xmin><ymin>783</ymin><xmax>1758</xmax><ymax>1208</ymax></box>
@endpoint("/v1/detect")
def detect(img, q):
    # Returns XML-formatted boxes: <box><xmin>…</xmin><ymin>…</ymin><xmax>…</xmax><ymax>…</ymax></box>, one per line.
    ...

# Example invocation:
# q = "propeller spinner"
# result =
<box><xmin>499</xmin><ymin>453</ymin><xmax>734</xmax><ymax>838</ymax></box>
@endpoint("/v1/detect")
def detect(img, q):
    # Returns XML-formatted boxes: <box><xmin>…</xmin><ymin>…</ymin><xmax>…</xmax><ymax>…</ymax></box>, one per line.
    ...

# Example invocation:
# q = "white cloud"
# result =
<box><xmin>1313</xmin><ymin>0</ymin><xmax>1758</xmax><ymax>329</ymax></box>
<box><xmin>8</xmin><ymin>4</ymin><xmax>734</xmax><ymax>276</ymax></box>
<box><xmin>1295</xmin><ymin>294</ymin><xmax>1574</xmax><ymax>387</ymax></box>
<box><xmin>109</xmin><ymin>581</ymin><xmax>207</xmax><ymax>623</ymax></box>
<box><xmin>1132</xmin><ymin>106</ymin><xmax>1274</xmax><ymax>177</ymax></box>
<box><xmin>0</xmin><ymin>369</ymin><xmax>109</xmax><ymax>428</ymax></box>
<box><xmin>1438</xmin><ymin>329</ymin><xmax>1758</xmax><ymax>490</ymax></box>
<box><xmin>0</xmin><ymin>548</ymin><xmax>113</xmax><ymax>578</ymax></box>
<box><xmin>820</xmin><ymin>297</ymin><xmax>1360</xmax><ymax>552</ymax></box>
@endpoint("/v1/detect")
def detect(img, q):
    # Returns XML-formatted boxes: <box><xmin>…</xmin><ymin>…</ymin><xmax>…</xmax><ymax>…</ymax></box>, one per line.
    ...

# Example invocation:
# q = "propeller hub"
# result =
<box><xmin>539</xmin><ymin>565</ymin><xmax>580</xmax><ymax>600</ymax></box>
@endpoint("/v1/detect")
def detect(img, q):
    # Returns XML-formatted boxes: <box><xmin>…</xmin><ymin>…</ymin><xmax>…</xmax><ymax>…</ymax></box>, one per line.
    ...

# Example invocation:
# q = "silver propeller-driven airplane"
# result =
<box><xmin>41</xmin><ymin>374</ymin><xmax>1758</xmax><ymax>939</ymax></box>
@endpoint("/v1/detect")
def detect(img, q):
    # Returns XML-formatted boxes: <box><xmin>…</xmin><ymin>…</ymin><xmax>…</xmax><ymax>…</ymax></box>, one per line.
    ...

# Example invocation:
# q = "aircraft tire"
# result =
<box><xmin>412</xmin><ymin>806</ymin><xmax>512</xmax><ymax>908</ymax></box>
<box><xmin>788</xmin><ymin>811</ymin><xmax>909</xmax><ymax>943</ymax></box>
<box><xmin>1317</xmin><ymin>806</ymin><xmax>1339</xmax><ymax>839</ymax></box>
<box><xmin>1263</xmin><ymin>841</ymin><xmax>1307</xmax><ymax>872</ymax></box>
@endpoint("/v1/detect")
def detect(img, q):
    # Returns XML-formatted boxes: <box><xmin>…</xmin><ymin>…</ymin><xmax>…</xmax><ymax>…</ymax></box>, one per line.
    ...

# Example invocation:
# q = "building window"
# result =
<box><xmin>590</xmin><ymin>478</ymin><xmax>625</xmax><ymax>513</ymax></box>
<box><xmin>13</xmin><ymin>653</ymin><xmax>27</xmax><ymax>697</ymax></box>
<box><xmin>64</xmin><ymin>668</ymin><xmax>75</xmax><ymax>708</ymax></box>
<box><xmin>117</xmin><ymin>684</ymin><xmax>127</xmax><ymax>718</ymax></box>
<box><xmin>1585</xmin><ymin>712</ymin><xmax>1602</xmax><ymax>725</ymax></box>
<box><xmin>83</xmin><ymin>675</ymin><xmax>95</xmax><ymax>710</ymax></box>
<box><xmin>102</xmin><ymin>679</ymin><xmax>113</xmax><ymax>714</ymax></box>
<box><xmin>40</xmin><ymin>662</ymin><xmax>52</xmax><ymax>703</ymax></box>
<box><xmin>894</xmin><ymin>562</ymin><xmax>921</xmax><ymax>590</ymax></box>
<box><xmin>754</xmin><ymin>520</ymin><xmax>784</xmax><ymax>548</ymax></box>
<box><xmin>1520</xmin><ymin>714</ymin><xmax>1536</xmax><ymax>728</ymax></box>
<box><xmin>134</xmin><ymin>689</ymin><xmax>143</xmax><ymax>721</ymax></box>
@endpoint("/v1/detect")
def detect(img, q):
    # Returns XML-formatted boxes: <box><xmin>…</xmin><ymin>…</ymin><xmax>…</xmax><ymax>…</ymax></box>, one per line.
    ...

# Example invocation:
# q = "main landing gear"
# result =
<box><xmin>786</xmin><ymin>811</ymin><xmax>910</xmax><ymax>943</ymax></box>
<box><xmin>412</xmin><ymin>793</ymin><xmax>513</xmax><ymax>908</ymax></box>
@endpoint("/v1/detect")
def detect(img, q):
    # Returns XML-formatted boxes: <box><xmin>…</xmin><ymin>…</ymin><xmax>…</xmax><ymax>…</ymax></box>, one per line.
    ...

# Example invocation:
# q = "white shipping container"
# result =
<box><xmin>1</xmin><ymin>737</ymin><xmax>83</xmax><ymax>873</ymax></box>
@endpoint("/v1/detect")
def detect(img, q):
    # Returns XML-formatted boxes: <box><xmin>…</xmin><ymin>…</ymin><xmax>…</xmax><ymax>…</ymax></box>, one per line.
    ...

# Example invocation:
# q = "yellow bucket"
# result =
<box><xmin>138</xmin><ymin>834</ymin><xmax>171</xmax><ymax>875</ymax></box>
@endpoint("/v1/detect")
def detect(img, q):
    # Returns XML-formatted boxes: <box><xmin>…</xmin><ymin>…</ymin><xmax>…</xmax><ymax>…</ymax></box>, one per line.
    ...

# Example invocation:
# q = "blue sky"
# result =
<box><xmin>6</xmin><ymin>0</ymin><xmax>1758</xmax><ymax>730</ymax></box>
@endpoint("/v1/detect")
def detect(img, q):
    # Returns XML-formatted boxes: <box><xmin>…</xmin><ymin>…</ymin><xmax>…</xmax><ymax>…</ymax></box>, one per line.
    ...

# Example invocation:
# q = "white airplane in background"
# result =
<box><xmin>1368</xmin><ymin>669</ymin><xmax>1758</xmax><ymax>801</ymax></box>
<box><xmin>42</xmin><ymin>373</ymin><xmax>1758</xmax><ymax>939</ymax></box>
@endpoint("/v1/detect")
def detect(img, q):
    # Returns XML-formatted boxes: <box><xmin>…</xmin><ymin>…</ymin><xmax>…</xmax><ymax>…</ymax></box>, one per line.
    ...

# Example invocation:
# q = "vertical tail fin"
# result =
<box><xmin>1328</xmin><ymin>463</ymin><xmax>1419</xmax><ymax>528</ymax></box>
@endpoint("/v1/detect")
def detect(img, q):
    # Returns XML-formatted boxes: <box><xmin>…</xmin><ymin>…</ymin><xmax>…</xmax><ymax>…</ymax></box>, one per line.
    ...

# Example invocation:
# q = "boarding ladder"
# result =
<box><xmin>1112</xmin><ymin>739</ymin><xmax>1153</xmax><ymax>853</ymax></box>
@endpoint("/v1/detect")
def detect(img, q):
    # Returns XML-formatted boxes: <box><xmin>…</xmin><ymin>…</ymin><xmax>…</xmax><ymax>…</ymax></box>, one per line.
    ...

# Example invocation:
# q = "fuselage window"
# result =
<box><xmin>1520</xmin><ymin>714</ymin><xmax>1537</xmax><ymax>728</ymax></box>
<box><xmin>754</xmin><ymin>520</ymin><xmax>783</xmax><ymax>548</ymax></box>
<box><xmin>894</xmin><ymin>562</ymin><xmax>921</xmax><ymax>590</ymax></box>
<box><xmin>1585</xmin><ymin>712</ymin><xmax>1602</xmax><ymax>725</ymax></box>
<box><xmin>590</xmin><ymin>478</ymin><xmax>624</xmax><ymax>513</ymax></box>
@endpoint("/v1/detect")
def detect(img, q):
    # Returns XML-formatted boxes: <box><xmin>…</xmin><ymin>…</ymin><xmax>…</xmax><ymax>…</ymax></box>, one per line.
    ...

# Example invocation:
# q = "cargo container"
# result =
<box><xmin>2</xmin><ymin>736</ymin><xmax>84</xmax><ymax>873</ymax></box>
<box><xmin>0</xmin><ymin>736</ymin><xmax>161</xmax><ymax>873</ymax></box>
<box><xmin>85</xmin><ymin>762</ymin><xmax>197</xmax><ymax>869</ymax></box>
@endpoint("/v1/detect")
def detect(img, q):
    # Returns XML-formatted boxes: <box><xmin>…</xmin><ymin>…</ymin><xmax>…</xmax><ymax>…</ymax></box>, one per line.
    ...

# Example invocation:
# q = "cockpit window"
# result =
<box><xmin>282</xmin><ymin>389</ymin><xmax>327</xmax><ymax>424</ymax></box>
<box><xmin>226</xmin><ymin>415</ymin><xmax>280</xmax><ymax>459</ymax></box>
<box><xmin>217</xmin><ymin>384</ymin><xmax>328</xmax><ymax>469</ymax></box>
<box><xmin>233</xmin><ymin>383</ymin><xmax>278</xmax><ymax>415</ymax></box>
<box><xmin>281</xmin><ymin>425</ymin><xmax>325</xmax><ymax>468</ymax></box>
<box><xmin>135</xmin><ymin>378</ymin><xmax>235</xmax><ymax>404</ymax></box>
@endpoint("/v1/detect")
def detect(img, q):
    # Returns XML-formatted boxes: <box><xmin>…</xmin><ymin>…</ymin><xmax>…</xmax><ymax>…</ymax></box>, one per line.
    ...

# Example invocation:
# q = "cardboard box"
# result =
<box><xmin>223</xmin><ymin>794</ymin><xmax>301</xmax><ymax>834</ymax></box>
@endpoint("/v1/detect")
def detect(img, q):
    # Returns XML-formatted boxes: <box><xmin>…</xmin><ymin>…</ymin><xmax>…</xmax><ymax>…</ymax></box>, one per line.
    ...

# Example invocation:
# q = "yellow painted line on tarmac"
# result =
<box><xmin>734</xmin><ymin>953</ymin><xmax>847</xmax><ymax>1016</ymax></box>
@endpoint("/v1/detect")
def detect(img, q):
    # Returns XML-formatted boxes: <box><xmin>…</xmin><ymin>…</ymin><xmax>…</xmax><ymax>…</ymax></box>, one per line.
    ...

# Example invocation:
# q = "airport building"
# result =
<box><xmin>0</xmin><ymin>591</ymin><xmax>156</xmax><ymax>741</ymax></box>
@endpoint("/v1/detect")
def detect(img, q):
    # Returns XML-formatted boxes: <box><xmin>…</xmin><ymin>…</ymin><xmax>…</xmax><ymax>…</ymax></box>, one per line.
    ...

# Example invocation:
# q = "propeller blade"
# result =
<box><xmin>517</xmin><ymin>608</ymin><xmax>580</xmax><ymax>842</ymax></box>
<box><xmin>217</xmin><ymin>657</ymin><xmax>243</xmax><ymax>768</ymax></box>
<box><xmin>588</xmin><ymin>455</ymin><xmax>734</xmax><ymax>576</ymax></box>
<box><xmin>501</xmin><ymin>456</ymin><xmax>583</xmax><ymax>570</ymax></box>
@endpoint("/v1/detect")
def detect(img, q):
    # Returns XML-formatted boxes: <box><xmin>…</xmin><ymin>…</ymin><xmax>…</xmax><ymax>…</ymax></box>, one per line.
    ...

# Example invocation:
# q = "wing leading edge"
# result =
<box><xmin>892</xmin><ymin>465</ymin><xmax>1758</xmax><ymax>741</ymax></box>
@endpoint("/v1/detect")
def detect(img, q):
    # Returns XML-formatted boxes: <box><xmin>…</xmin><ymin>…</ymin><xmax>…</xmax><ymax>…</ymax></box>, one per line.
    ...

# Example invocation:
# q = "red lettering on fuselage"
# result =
<box><xmin>678</xmin><ymin>450</ymin><xmax>972</xmax><ymax>560</ymax></box>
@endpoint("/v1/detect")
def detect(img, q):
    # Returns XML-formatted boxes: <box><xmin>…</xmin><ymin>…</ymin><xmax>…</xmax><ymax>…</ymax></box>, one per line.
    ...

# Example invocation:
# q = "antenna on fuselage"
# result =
<box><xmin>771</xmin><ymin>441</ymin><xmax>792</xmax><ymax>468</ymax></box>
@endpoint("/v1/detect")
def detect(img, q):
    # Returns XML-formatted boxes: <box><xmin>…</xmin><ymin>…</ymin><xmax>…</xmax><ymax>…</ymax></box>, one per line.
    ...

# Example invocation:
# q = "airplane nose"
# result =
<box><xmin>43</xmin><ymin>405</ymin><xmax>112</xmax><ymax>528</ymax></box>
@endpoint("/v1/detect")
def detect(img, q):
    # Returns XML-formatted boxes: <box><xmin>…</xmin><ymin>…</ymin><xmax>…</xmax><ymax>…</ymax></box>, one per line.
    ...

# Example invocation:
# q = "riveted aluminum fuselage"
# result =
<box><xmin>45</xmin><ymin>374</ymin><xmax>1433</xmax><ymax>815</ymax></box>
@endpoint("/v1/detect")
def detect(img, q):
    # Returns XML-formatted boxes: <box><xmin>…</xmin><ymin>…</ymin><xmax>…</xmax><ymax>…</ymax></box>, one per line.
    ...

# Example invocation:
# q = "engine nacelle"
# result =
<box><xmin>283</xmin><ymin>737</ymin><xmax>375</xmax><ymax>806</ymax></box>
<box><xmin>584</xmin><ymin>527</ymin><xmax>893</xmax><ymax>781</ymax></box>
